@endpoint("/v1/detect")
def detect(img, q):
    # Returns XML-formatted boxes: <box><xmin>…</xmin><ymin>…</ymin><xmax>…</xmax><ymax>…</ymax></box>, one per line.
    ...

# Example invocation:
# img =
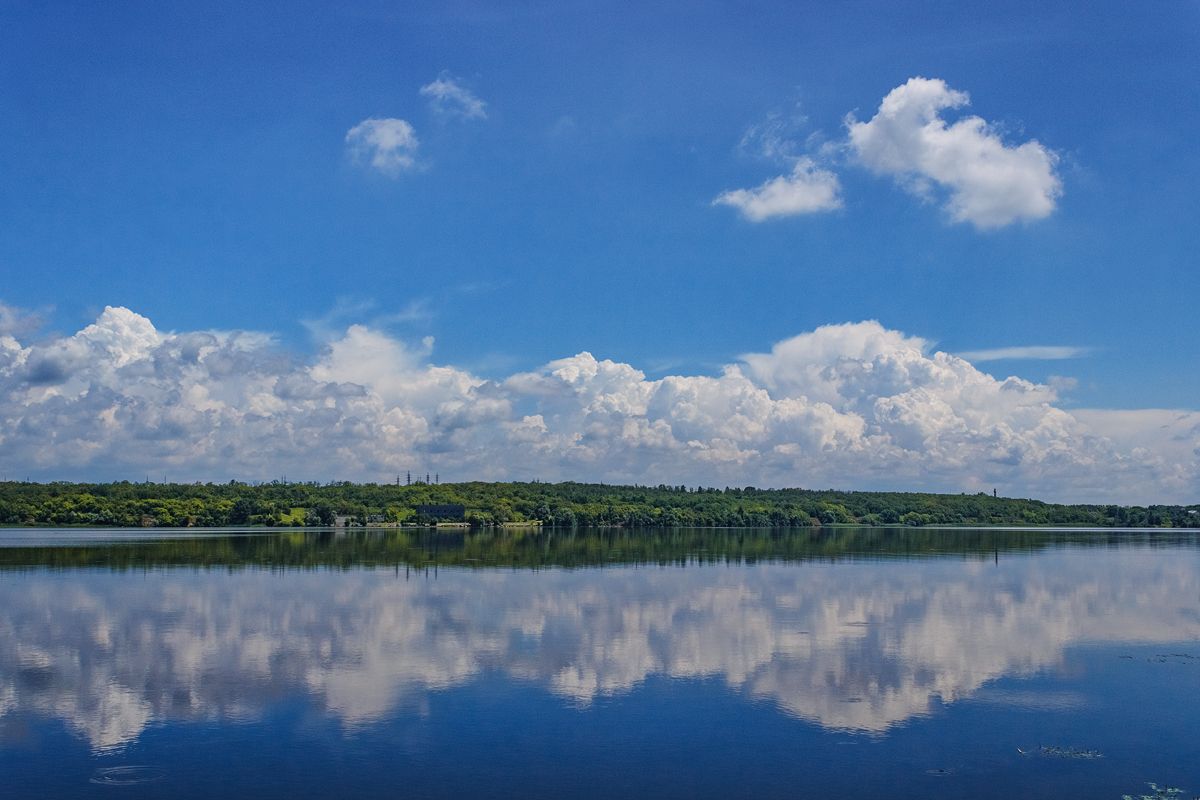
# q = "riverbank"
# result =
<box><xmin>2</xmin><ymin>479</ymin><xmax>1195</xmax><ymax>529</ymax></box>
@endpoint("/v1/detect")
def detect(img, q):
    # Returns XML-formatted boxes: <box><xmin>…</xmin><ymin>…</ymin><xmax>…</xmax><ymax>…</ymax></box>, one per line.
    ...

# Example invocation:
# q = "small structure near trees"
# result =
<box><xmin>415</xmin><ymin>503</ymin><xmax>465</xmax><ymax>522</ymax></box>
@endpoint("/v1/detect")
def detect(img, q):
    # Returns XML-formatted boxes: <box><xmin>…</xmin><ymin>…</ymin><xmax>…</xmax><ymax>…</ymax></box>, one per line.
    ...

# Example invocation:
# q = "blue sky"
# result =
<box><xmin>0</xmin><ymin>1</ymin><xmax>1197</xmax><ymax>499</ymax></box>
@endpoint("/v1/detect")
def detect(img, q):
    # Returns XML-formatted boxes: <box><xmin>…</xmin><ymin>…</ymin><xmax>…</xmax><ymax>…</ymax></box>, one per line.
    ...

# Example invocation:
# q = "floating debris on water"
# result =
<box><xmin>90</xmin><ymin>766</ymin><xmax>166</xmax><ymax>786</ymax></box>
<box><xmin>1147</xmin><ymin>653</ymin><xmax>1198</xmax><ymax>664</ymax></box>
<box><xmin>1121</xmin><ymin>782</ymin><xmax>1191</xmax><ymax>800</ymax></box>
<box><xmin>1017</xmin><ymin>745</ymin><xmax>1103</xmax><ymax>759</ymax></box>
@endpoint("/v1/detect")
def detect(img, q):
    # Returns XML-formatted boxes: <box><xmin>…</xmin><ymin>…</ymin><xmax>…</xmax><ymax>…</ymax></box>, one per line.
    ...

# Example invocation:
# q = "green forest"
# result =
<box><xmin>0</xmin><ymin>479</ymin><xmax>1196</xmax><ymax>529</ymax></box>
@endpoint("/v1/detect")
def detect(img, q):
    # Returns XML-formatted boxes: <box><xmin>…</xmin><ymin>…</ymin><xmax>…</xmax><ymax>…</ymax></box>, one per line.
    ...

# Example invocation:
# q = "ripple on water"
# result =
<box><xmin>90</xmin><ymin>766</ymin><xmax>166</xmax><ymax>786</ymax></box>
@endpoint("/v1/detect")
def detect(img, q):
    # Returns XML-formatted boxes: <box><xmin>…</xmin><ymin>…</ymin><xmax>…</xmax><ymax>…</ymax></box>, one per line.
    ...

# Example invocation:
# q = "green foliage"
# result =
<box><xmin>0</xmin><ymin>480</ymin><xmax>1195</xmax><ymax>529</ymax></box>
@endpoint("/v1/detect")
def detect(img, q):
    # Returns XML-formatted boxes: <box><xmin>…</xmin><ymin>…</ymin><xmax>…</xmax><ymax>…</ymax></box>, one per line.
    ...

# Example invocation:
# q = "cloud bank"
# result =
<box><xmin>847</xmin><ymin>77</ymin><xmax>1062</xmax><ymax>228</ymax></box>
<box><xmin>0</xmin><ymin>306</ymin><xmax>1195</xmax><ymax>503</ymax></box>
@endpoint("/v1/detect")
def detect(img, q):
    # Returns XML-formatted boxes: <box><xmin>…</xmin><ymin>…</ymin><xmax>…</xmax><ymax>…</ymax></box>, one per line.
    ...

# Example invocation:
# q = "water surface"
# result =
<box><xmin>1</xmin><ymin>527</ymin><xmax>1198</xmax><ymax>798</ymax></box>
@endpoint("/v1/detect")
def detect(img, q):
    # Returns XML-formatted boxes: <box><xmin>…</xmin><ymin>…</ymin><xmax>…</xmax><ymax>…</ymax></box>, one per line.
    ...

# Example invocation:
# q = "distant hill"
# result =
<box><xmin>1</xmin><ymin>480</ymin><xmax>1196</xmax><ymax>529</ymax></box>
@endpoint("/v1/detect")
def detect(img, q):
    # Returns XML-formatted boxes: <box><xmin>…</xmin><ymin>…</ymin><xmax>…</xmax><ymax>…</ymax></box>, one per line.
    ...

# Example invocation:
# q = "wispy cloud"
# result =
<box><xmin>0</xmin><ymin>300</ymin><xmax>48</xmax><ymax>338</ymax></box>
<box><xmin>345</xmin><ymin>118</ymin><xmax>420</xmax><ymax>176</ymax></box>
<box><xmin>450</xmin><ymin>280</ymin><xmax>504</xmax><ymax>296</ymax></box>
<box><xmin>737</xmin><ymin>105</ymin><xmax>810</xmax><ymax>162</ymax></box>
<box><xmin>547</xmin><ymin>115</ymin><xmax>577</xmax><ymax>139</ymax></box>
<box><xmin>715</xmin><ymin>103</ymin><xmax>842</xmax><ymax>222</ymax></box>
<box><xmin>1046</xmin><ymin>375</ymin><xmax>1079</xmax><ymax>394</ymax></box>
<box><xmin>420</xmin><ymin>73</ymin><xmax>487</xmax><ymax>120</ymax></box>
<box><xmin>302</xmin><ymin>297</ymin><xmax>433</xmax><ymax>342</ymax></box>
<box><xmin>958</xmin><ymin>346</ymin><xmax>1090</xmax><ymax>362</ymax></box>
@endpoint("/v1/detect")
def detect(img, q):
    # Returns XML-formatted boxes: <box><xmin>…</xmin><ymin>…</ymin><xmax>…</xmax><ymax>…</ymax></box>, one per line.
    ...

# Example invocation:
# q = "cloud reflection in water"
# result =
<box><xmin>1</xmin><ymin>550</ymin><xmax>1197</xmax><ymax>751</ymax></box>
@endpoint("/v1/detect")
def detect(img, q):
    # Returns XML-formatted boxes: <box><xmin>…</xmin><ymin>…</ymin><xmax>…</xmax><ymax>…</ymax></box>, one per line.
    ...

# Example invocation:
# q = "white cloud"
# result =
<box><xmin>956</xmin><ymin>346</ymin><xmax>1090</xmax><ymax>362</ymax></box>
<box><xmin>0</xmin><ymin>307</ymin><xmax>1194</xmax><ymax>503</ymax></box>
<box><xmin>301</xmin><ymin>297</ymin><xmax>434</xmax><ymax>343</ymax></box>
<box><xmin>714</xmin><ymin>157</ymin><xmax>842</xmax><ymax>221</ymax></box>
<box><xmin>1045</xmin><ymin>375</ymin><xmax>1079</xmax><ymax>394</ymax></box>
<box><xmin>1072</xmin><ymin>408</ymin><xmax>1200</xmax><ymax>495</ymax></box>
<box><xmin>419</xmin><ymin>73</ymin><xmax>487</xmax><ymax>120</ymax></box>
<box><xmin>847</xmin><ymin>77</ymin><xmax>1062</xmax><ymax>228</ymax></box>
<box><xmin>0</xmin><ymin>301</ymin><xmax>45</xmax><ymax>337</ymax></box>
<box><xmin>345</xmin><ymin>118</ymin><xmax>420</xmax><ymax>176</ymax></box>
<box><xmin>3</xmin><ymin>552</ymin><xmax>1197</xmax><ymax>746</ymax></box>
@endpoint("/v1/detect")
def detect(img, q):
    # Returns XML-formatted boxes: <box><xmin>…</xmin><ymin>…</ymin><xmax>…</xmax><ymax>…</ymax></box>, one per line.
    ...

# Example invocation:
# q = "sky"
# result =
<box><xmin>0</xmin><ymin>1</ymin><xmax>1197</xmax><ymax>502</ymax></box>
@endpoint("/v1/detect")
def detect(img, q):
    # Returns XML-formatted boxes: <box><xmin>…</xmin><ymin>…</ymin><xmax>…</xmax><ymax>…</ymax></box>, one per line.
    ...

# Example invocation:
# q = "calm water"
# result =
<box><xmin>1</xmin><ymin>527</ymin><xmax>1198</xmax><ymax>798</ymax></box>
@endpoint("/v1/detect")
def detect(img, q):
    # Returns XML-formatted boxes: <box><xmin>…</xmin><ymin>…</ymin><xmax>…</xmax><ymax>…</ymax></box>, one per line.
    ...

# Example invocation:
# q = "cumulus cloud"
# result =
<box><xmin>345</xmin><ymin>118</ymin><xmax>420</xmax><ymax>176</ymax></box>
<box><xmin>3</xmin><ymin>550</ymin><xmax>1197</xmax><ymax>747</ymax></box>
<box><xmin>847</xmin><ymin>77</ymin><xmax>1062</xmax><ymax>228</ymax></box>
<box><xmin>714</xmin><ymin>157</ymin><xmax>842</xmax><ymax>221</ymax></box>
<box><xmin>0</xmin><ymin>307</ymin><xmax>1194</xmax><ymax>502</ymax></box>
<box><xmin>419</xmin><ymin>73</ymin><xmax>487</xmax><ymax>120</ymax></box>
<box><xmin>957</xmin><ymin>345</ymin><xmax>1090</xmax><ymax>362</ymax></box>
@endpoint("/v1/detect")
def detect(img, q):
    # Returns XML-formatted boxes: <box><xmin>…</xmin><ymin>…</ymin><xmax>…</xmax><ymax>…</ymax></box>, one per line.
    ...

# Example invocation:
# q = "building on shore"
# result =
<box><xmin>415</xmin><ymin>503</ymin><xmax>465</xmax><ymax>522</ymax></box>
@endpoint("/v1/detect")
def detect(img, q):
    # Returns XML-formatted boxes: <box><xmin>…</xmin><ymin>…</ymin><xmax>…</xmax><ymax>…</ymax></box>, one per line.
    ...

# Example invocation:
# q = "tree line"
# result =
<box><xmin>0</xmin><ymin>480</ymin><xmax>1195</xmax><ymax>529</ymax></box>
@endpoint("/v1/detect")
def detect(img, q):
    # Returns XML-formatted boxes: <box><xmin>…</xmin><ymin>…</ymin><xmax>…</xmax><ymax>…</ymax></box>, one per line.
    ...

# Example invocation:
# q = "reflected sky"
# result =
<box><xmin>2</xmin><ymin>540</ymin><xmax>1198</xmax><ymax>753</ymax></box>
